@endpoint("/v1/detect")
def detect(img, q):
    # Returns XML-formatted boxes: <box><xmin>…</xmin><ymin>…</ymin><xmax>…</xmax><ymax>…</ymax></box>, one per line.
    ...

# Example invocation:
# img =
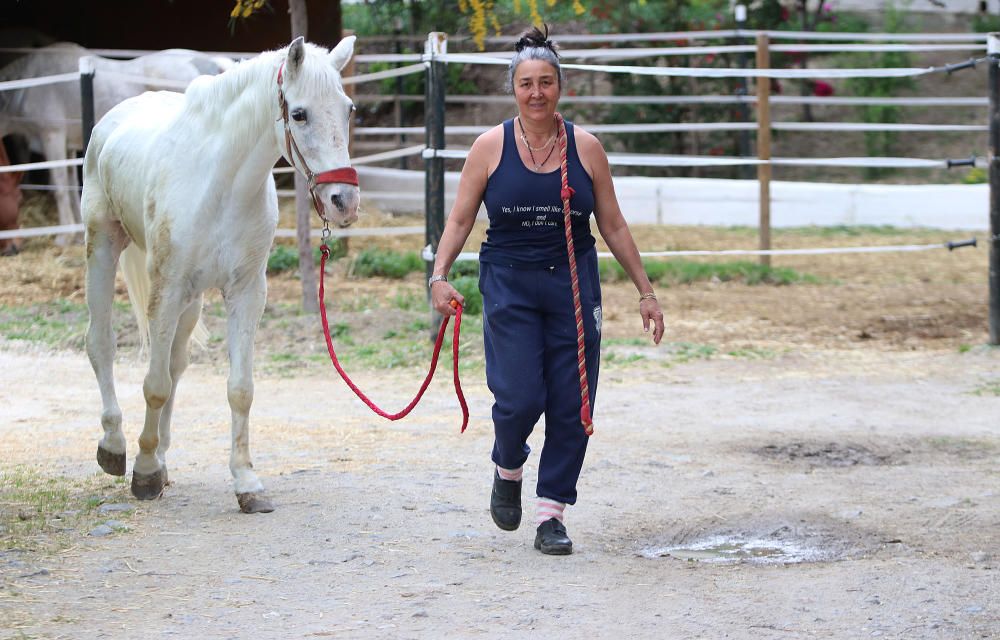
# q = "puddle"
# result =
<box><xmin>642</xmin><ymin>534</ymin><xmax>832</xmax><ymax>564</ymax></box>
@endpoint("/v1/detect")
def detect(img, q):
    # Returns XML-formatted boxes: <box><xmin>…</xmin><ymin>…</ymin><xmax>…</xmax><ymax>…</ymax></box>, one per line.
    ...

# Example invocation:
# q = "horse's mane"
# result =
<box><xmin>180</xmin><ymin>42</ymin><xmax>343</xmax><ymax>131</ymax></box>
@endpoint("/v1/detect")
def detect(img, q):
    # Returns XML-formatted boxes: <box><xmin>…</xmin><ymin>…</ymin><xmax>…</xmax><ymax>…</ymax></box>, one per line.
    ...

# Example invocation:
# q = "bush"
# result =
<box><xmin>451</xmin><ymin>276</ymin><xmax>482</xmax><ymax>315</ymax></box>
<box><xmin>449</xmin><ymin>261</ymin><xmax>480</xmax><ymax>279</ymax></box>
<box><xmin>600</xmin><ymin>258</ymin><xmax>816</xmax><ymax>286</ymax></box>
<box><xmin>962</xmin><ymin>167</ymin><xmax>987</xmax><ymax>185</ymax></box>
<box><xmin>267</xmin><ymin>240</ymin><xmax>347</xmax><ymax>274</ymax></box>
<box><xmin>267</xmin><ymin>245</ymin><xmax>299</xmax><ymax>274</ymax></box>
<box><xmin>352</xmin><ymin>248</ymin><xmax>423</xmax><ymax>278</ymax></box>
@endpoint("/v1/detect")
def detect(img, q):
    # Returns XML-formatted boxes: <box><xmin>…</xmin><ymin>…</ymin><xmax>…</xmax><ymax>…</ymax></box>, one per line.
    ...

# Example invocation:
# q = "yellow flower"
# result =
<box><xmin>573</xmin><ymin>0</ymin><xmax>586</xmax><ymax>15</ymax></box>
<box><xmin>468</xmin><ymin>0</ymin><xmax>487</xmax><ymax>51</ymax></box>
<box><xmin>527</xmin><ymin>0</ymin><xmax>542</xmax><ymax>26</ymax></box>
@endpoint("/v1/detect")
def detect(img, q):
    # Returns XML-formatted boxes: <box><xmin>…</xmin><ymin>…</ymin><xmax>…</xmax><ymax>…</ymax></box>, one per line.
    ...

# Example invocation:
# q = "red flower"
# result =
<box><xmin>813</xmin><ymin>80</ymin><xmax>834</xmax><ymax>97</ymax></box>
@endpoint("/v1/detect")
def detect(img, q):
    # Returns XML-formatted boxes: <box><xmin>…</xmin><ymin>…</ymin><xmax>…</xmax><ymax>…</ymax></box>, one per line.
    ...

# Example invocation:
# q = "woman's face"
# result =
<box><xmin>512</xmin><ymin>59</ymin><xmax>560</xmax><ymax>123</ymax></box>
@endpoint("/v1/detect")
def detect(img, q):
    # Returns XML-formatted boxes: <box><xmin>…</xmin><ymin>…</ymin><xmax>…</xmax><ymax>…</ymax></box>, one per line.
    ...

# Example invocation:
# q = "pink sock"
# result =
<box><xmin>496</xmin><ymin>465</ymin><xmax>522</xmax><ymax>482</ymax></box>
<box><xmin>536</xmin><ymin>497</ymin><xmax>565</xmax><ymax>526</ymax></box>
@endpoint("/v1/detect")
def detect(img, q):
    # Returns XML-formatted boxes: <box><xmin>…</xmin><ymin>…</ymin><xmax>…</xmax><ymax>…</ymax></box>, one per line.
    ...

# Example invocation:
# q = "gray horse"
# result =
<box><xmin>0</xmin><ymin>43</ymin><xmax>231</xmax><ymax>239</ymax></box>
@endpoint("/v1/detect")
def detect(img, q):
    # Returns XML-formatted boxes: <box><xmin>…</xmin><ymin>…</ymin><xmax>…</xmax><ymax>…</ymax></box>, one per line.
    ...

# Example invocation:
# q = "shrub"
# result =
<box><xmin>267</xmin><ymin>244</ymin><xmax>299</xmax><ymax>274</ymax></box>
<box><xmin>451</xmin><ymin>276</ymin><xmax>482</xmax><ymax>315</ymax></box>
<box><xmin>599</xmin><ymin>258</ymin><xmax>816</xmax><ymax>286</ymax></box>
<box><xmin>352</xmin><ymin>248</ymin><xmax>423</xmax><ymax>278</ymax></box>
<box><xmin>267</xmin><ymin>240</ymin><xmax>347</xmax><ymax>274</ymax></box>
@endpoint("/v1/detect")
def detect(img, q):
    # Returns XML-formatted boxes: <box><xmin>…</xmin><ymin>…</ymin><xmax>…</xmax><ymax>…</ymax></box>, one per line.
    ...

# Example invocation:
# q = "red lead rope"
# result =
<box><xmin>317</xmin><ymin>244</ymin><xmax>469</xmax><ymax>432</ymax></box>
<box><xmin>555</xmin><ymin>112</ymin><xmax>595</xmax><ymax>437</ymax></box>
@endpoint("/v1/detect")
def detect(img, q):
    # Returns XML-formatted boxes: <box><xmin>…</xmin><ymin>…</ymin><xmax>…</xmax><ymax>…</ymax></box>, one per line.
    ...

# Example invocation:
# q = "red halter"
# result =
<box><xmin>276</xmin><ymin>63</ymin><xmax>358</xmax><ymax>215</ymax></box>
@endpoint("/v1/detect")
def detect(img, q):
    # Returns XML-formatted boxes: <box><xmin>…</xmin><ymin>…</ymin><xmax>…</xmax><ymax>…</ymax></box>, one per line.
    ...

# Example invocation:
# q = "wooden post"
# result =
<box><xmin>988</xmin><ymin>33</ymin><xmax>1000</xmax><ymax>344</ymax></box>
<box><xmin>394</xmin><ymin>17</ymin><xmax>407</xmax><ymax>170</ymax></box>
<box><xmin>425</xmin><ymin>32</ymin><xmax>447</xmax><ymax>339</ymax></box>
<box><xmin>756</xmin><ymin>33</ymin><xmax>772</xmax><ymax>268</ymax></box>
<box><xmin>734</xmin><ymin>4</ymin><xmax>753</xmax><ymax>180</ymax></box>
<box><xmin>340</xmin><ymin>29</ymin><xmax>356</xmax><ymax>257</ymax></box>
<box><xmin>292</xmin><ymin>0</ymin><xmax>318</xmax><ymax>313</ymax></box>
<box><xmin>343</xmin><ymin>29</ymin><xmax>356</xmax><ymax>159</ymax></box>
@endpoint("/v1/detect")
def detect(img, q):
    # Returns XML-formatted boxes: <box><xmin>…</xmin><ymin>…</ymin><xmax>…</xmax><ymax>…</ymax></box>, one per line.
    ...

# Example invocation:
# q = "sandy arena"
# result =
<box><xmin>0</xmin><ymin>222</ymin><xmax>998</xmax><ymax>639</ymax></box>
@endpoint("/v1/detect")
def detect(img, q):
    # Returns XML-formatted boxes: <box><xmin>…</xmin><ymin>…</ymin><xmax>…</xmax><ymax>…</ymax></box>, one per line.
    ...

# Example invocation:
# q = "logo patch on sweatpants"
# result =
<box><xmin>593</xmin><ymin>305</ymin><xmax>602</xmax><ymax>334</ymax></box>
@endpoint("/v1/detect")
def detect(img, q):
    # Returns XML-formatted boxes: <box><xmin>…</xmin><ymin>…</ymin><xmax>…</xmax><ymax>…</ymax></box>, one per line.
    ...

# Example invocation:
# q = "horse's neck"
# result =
<box><xmin>183</xmin><ymin>53</ymin><xmax>283</xmax><ymax>185</ymax></box>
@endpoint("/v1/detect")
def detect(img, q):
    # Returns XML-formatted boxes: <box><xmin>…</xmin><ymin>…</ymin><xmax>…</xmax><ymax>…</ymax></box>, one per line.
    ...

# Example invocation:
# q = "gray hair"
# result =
<box><xmin>507</xmin><ymin>27</ymin><xmax>563</xmax><ymax>92</ymax></box>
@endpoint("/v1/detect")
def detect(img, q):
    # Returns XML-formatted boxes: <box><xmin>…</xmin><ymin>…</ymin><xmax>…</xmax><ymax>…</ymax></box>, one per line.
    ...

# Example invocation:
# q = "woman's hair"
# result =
<box><xmin>507</xmin><ymin>25</ymin><xmax>563</xmax><ymax>92</ymax></box>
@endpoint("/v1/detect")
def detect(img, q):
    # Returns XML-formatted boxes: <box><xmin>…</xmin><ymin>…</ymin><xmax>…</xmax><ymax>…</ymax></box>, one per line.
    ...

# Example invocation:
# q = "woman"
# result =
<box><xmin>430</xmin><ymin>26</ymin><xmax>665</xmax><ymax>555</ymax></box>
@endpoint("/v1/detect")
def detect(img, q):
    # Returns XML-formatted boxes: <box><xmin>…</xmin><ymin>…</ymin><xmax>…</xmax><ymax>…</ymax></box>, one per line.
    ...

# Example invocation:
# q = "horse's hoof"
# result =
<box><xmin>97</xmin><ymin>446</ymin><xmax>126</xmax><ymax>476</ymax></box>
<box><xmin>131</xmin><ymin>469</ymin><xmax>166</xmax><ymax>500</ymax></box>
<box><xmin>237</xmin><ymin>492</ymin><xmax>274</xmax><ymax>514</ymax></box>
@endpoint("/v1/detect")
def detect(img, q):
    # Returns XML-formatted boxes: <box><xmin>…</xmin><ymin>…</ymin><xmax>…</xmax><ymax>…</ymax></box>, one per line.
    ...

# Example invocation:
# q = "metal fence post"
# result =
<box><xmin>425</xmin><ymin>32</ymin><xmax>447</xmax><ymax>339</ymax></box>
<box><xmin>79</xmin><ymin>56</ymin><xmax>96</xmax><ymax>153</ymax></box>
<box><xmin>988</xmin><ymin>33</ymin><xmax>1000</xmax><ymax>344</ymax></box>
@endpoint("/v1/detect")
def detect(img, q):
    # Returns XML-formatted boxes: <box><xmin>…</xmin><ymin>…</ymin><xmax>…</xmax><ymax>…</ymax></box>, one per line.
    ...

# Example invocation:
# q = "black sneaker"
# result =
<box><xmin>534</xmin><ymin>517</ymin><xmax>573</xmax><ymax>555</ymax></box>
<box><xmin>489</xmin><ymin>470</ymin><xmax>521</xmax><ymax>531</ymax></box>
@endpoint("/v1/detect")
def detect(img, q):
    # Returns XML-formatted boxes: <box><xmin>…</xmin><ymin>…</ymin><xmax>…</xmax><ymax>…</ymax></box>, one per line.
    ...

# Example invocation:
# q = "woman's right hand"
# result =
<box><xmin>431</xmin><ymin>281</ymin><xmax>464</xmax><ymax>317</ymax></box>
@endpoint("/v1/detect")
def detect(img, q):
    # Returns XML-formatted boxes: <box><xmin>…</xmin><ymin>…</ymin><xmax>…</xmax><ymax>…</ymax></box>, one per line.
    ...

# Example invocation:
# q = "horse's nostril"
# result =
<box><xmin>331</xmin><ymin>194</ymin><xmax>344</xmax><ymax>211</ymax></box>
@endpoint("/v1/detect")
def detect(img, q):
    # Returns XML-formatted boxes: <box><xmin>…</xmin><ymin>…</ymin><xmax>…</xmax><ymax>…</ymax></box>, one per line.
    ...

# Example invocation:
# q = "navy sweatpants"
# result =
<box><xmin>480</xmin><ymin>248</ymin><xmax>602</xmax><ymax>505</ymax></box>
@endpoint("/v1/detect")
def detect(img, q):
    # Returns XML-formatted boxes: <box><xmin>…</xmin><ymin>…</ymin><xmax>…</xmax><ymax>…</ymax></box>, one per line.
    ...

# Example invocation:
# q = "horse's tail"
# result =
<box><xmin>120</xmin><ymin>244</ymin><xmax>209</xmax><ymax>351</ymax></box>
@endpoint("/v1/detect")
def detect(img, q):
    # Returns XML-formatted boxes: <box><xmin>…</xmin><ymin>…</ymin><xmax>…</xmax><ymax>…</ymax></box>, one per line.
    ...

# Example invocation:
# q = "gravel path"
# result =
<box><xmin>1</xmin><ymin>344</ymin><xmax>998</xmax><ymax>639</ymax></box>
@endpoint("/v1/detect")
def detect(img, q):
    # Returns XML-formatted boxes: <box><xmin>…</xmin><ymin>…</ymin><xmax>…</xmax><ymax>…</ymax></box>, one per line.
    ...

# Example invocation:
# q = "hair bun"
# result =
<box><xmin>514</xmin><ymin>24</ymin><xmax>556</xmax><ymax>54</ymax></box>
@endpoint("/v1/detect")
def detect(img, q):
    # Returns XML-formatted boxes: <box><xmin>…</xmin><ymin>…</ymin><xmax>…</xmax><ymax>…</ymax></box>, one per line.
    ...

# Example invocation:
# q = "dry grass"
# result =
<box><xmin>0</xmin><ymin>193</ymin><xmax>987</xmax><ymax>360</ymax></box>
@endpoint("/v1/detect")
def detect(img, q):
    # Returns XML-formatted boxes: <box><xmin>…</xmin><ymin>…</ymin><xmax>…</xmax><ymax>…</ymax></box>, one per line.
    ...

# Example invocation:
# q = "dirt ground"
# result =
<box><xmin>1</xmin><ymin>220</ymin><xmax>998</xmax><ymax>639</ymax></box>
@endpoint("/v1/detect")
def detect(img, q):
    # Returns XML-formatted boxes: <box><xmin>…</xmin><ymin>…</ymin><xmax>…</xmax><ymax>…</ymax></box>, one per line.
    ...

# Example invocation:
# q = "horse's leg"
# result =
<box><xmin>41</xmin><ymin>131</ymin><xmax>79</xmax><ymax>246</ymax></box>
<box><xmin>224</xmin><ymin>275</ymin><xmax>273</xmax><ymax>514</ymax></box>
<box><xmin>131</xmin><ymin>284</ymin><xmax>185</xmax><ymax>500</ymax></box>
<box><xmin>153</xmin><ymin>293</ymin><xmax>204</xmax><ymax>485</ymax></box>
<box><xmin>85</xmin><ymin>218</ymin><xmax>128</xmax><ymax>475</ymax></box>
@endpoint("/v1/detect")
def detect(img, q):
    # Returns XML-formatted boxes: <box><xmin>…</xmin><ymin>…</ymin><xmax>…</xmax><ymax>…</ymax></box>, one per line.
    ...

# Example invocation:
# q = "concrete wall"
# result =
<box><xmin>832</xmin><ymin>0</ymin><xmax>998</xmax><ymax>13</ymax></box>
<box><xmin>357</xmin><ymin>166</ymin><xmax>987</xmax><ymax>230</ymax></box>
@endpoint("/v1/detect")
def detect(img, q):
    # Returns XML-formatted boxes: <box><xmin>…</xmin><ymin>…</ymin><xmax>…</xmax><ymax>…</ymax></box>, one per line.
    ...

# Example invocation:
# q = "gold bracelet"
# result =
<box><xmin>639</xmin><ymin>292</ymin><xmax>657</xmax><ymax>303</ymax></box>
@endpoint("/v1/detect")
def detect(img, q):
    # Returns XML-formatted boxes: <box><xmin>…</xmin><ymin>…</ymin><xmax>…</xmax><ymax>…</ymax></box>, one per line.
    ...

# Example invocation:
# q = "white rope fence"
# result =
<box><xmin>0</xmin><ymin>223</ymin><xmax>427</xmax><ymax>241</ymax></box>
<box><xmin>357</xmin><ymin>94</ymin><xmax>988</xmax><ymax>107</ymax></box>
<box><xmin>0</xmin><ymin>33</ymin><xmax>989</xmax><ymax>253</ymax></box>
<box><xmin>436</xmin><ymin>52</ymin><xmax>963</xmax><ymax>79</ymax></box>
<box><xmin>420</xmin><ymin>240</ymin><xmax>978</xmax><ymax>264</ymax></box>
<box><xmin>421</xmin><ymin>147</ymin><xmax>983</xmax><ymax>169</ymax></box>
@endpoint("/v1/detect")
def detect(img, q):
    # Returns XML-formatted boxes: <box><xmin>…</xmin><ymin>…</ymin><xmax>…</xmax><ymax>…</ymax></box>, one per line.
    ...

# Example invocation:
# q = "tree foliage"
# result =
<box><xmin>230</xmin><ymin>0</ymin><xmax>589</xmax><ymax>50</ymax></box>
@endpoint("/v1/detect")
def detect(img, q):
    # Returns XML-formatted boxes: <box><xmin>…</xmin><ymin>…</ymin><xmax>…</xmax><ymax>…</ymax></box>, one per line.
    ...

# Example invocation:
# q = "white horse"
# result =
<box><xmin>82</xmin><ymin>36</ymin><xmax>359</xmax><ymax>513</ymax></box>
<box><xmin>0</xmin><ymin>43</ymin><xmax>232</xmax><ymax>238</ymax></box>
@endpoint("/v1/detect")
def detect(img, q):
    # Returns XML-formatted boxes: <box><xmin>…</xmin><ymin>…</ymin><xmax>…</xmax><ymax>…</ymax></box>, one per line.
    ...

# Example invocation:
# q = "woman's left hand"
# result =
<box><xmin>641</xmin><ymin>298</ymin><xmax>665</xmax><ymax>345</ymax></box>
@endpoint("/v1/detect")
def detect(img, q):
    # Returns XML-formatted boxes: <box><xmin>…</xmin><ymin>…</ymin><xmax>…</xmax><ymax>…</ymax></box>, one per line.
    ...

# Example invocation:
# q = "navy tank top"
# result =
<box><xmin>480</xmin><ymin>118</ymin><xmax>596</xmax><ymax>268</ymax></box>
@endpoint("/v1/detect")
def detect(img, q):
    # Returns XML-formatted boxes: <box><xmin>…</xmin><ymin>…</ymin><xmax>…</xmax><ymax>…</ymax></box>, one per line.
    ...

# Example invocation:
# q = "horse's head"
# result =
<box><xmin>275</xmin><ymin>36</ymin><xmax>359</xmax><ymax>228</ymax></box>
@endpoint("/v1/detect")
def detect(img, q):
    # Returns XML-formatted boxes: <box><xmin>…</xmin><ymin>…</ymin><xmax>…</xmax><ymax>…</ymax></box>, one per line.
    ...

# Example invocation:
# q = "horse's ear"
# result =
<box><xmin>329</xmin><ymin>35</ymin><xmax>356</xmax><ymax>73</ymax></box>
<box><xmin>285</xmin><ymin>36</ymin><xmax>307</xmax><ymax>81</ymax></box>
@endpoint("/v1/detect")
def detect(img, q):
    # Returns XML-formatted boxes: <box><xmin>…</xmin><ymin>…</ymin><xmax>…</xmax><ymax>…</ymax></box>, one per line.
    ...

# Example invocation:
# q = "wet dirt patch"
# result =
<box><xmin>754</xmin><ymin>441</ymin><xmax>896</xmax><ymax>468</ymax></box>
<box><xmin>863</xmin><ymin>309</ymin><xmax>985</xmax><ymax>342</ymax></box>
<box><xmin>638</xmin><ymin>517</ymin><xmax>885</xmax><ymax>565</ymax></box>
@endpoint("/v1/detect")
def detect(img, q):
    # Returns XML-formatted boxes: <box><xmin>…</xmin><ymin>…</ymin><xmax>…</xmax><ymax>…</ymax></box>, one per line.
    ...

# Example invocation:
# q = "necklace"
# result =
<box><xmin>517</xmin><ymin>117</ymin><xmax>557</xmax><ymax>171</ymax></box>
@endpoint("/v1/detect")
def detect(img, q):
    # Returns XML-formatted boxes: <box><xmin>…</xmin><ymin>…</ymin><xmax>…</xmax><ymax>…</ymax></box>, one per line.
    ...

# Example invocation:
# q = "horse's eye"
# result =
<box><xmin>291</xmin><ymin>108</ymin><xmax>307</xmax><ymax>122</ymax></box>
<box><xmin>349</xmin><ymin>103</ymin><xmax>356</xmax><ymax>116</ymax></box>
